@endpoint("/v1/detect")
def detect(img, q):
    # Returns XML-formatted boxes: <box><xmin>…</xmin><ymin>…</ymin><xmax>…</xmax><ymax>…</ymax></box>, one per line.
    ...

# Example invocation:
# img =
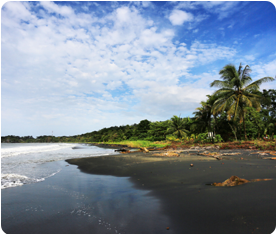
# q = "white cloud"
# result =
<box><xmin>2</xmin><ymin>1</ymin><xmax>32</xmax><ymax>21</ymax></box>
<box><xmin>244</xmin><ymin>55</ymin><xmax>255</xmax><ymax>61</ymax></box>
<box><xmin>2</xmin><ymin>1</ymin><xmax>265</xmax><ymax>136</ymax></box>
<box><xmin>116</xmin><ymin>6</ymin><xmax>132</xmax><ymax>22</ymax></box>
<box><xmin>40</xmin><ymin>1</ymin><xmax>74</xmax><ymax>16</ymax></box>
<box><xmin>176</xmin><ymin>1</ymin><xmax>244</xmax><ymax>20</ymax></box>
<box><xmin>141</xmin><ymin>1</ymin><xmax>153</xmax><ymax>8</ymax></box>
<box><xmin>175</xmin><ymin>2</ymin><xmax>197</xmax><ymax>10</ymax></box>
<box><xmin>252</xmin><ymin>59</ymin><xmax>276</xmax><ymax>78</ymax></box>
<box><xmin>251</xmin><ymin>59</ymin><xmax>276</xmax><ymax>90</ymax></box>
<box><xmin>169</xmin><ymin>10</ymin><xmax>194</xmax><ymax>26</ymax></box>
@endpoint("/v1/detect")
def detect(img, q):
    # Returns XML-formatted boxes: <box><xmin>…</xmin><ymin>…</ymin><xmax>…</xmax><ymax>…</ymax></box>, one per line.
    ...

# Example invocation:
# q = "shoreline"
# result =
<box><xmin>67</xmin><ymin>149</ymin><xmax>276</xmax><ymax>234</ymax></box>
<box><xmin>2</xmin><ymin>160</ymin><xmax>172</xmax><ymax>234</ymax></box>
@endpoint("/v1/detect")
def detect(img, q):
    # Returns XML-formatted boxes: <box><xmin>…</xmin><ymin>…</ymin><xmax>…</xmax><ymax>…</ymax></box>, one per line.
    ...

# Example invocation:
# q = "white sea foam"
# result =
<box><xmin>2</xmin><ymin>173</ymin><xmax>32</xmax><ymax>189</ymax></box>
<box><xmin>1</xmin><ymin>170</ymin><xmax>62</xmax><ymax>189</ymax></box>
<box><xmin>1</xmin><ymin>143</ymin><xmax>117</xmax><ymax>189</ymax></box>
<box><xmin>1</xmin><ymin>143</ymin><xmax>77</xmax><ymax>158</ymax></box>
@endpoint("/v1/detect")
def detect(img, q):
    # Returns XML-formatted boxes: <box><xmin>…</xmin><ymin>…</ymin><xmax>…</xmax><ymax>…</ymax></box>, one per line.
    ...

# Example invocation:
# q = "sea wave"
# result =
<box><xmin>1</xmin><ymin>143</ymin><xmax>118</xmax><ymax>189</ymax></box>
<box><xmin>1</xmin><ymin>143</ymin><xmax>77</xmax><ymax>158</ymax></box>
<box><xmin>1</xmin><ymin>170</ymin><xmax>62</xmax><ymax>189</ymax></box>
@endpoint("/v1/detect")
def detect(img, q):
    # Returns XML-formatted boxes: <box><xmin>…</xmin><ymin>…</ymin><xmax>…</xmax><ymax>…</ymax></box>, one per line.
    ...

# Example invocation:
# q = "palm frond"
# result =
<box><xmin>210</xmin><ymin>80</ymin><xmax>233</xmax><ymax>88</ymax></box>
<box><xmin>238</xmin><ymin>63</ymin><xmax>243</xmax><ymax>76</ymax></box>
<box><xmin>227</xmin><ymin>98</ymin><xmax>239</xmax><ymax>120</ymax></box>
<box><xmin>241</xmin><ymin>95</ymin><xmax>253</xmax><ymax>108</ymax></box>
<box><xmin>246</xmin><ymin>77</ymin><xmax>275</xmax><ymax>90</ymax></box>
<box><xmin>243</xmin><ymin>91</ymin><xmax>262</xmax><ymax>99</ymax></box>
<box><xmin>241</xmin><ymin>65</ymin><xmax>252</xmax><ymax>78</ymax></box>
<box><xmin>241</xmin><ymin>76</ymin><xmax>252</xmax><ymax>87</ymax></box>
<box><xmin>219</xmin><ymin>64</ymin><xmax>238</xmax><ymax>82</ymax></box>
<box><xmin>212</xmin><ymin>88</ymin><xmax>234</xmax><ymax>96</ymax></box>
<box><xmin>212</xmin><ymin>92</ymin><xmax>236</xmax><ymax>115</ymax></box>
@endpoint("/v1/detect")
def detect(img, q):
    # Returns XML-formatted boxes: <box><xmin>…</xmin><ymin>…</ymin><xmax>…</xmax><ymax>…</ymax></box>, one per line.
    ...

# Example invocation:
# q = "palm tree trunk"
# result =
<box><xmin>213</xmin><ymin>115</ymin><xmax>217</xmax><ymax>134</ymax></box>
<box><xmin>243</xmin><ymin>112</ymin><xmax>247</xmax><ymax>140</ymax></box>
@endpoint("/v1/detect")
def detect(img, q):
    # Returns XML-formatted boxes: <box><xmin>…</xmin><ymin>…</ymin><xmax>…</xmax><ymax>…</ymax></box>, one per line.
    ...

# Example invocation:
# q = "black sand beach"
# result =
<box><xmin>2</xmin><ymin>160</ymin><xmax>172</xmax><ymax>234</ymax></box>
<box><xmin>2</xmin><ymin>149</ymin><xmax>276</xmax><ymax>234</ymax></box>
<box><xmin>66</xmin><ymin>149</ymin><xmax>276</xmax><ymax>234</ymax></box>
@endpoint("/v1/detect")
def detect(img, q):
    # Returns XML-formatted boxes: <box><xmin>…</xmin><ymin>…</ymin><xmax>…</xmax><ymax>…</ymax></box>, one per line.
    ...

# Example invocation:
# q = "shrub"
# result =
<box><xmin>166</xmin><ymin>135</ymin><xmax>179</xmax><ymax>141</ymax></box>
<box><xmin>194</xmin><ymin>133</ymin><xmax>208</xmax><ymax>143</ymax></box>
<box><xmin>214</xmin><ymin>134</ymin><xmax>223</xmax><ymax>143</ymax></box>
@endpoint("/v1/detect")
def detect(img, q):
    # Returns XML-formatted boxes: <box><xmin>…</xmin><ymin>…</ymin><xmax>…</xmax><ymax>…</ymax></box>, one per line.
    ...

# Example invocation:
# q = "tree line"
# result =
<box><xmin>2</xmin><ymin>63</ymin><xmax>275</xmax><ymax>143</ymax></box>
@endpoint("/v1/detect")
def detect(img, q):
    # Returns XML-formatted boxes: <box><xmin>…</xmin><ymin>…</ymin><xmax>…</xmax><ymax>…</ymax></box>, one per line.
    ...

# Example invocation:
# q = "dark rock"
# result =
<box><xmin>115</xmin><ymin>148</ymin><xmax>128</xmax><ymax>152</ymax></box>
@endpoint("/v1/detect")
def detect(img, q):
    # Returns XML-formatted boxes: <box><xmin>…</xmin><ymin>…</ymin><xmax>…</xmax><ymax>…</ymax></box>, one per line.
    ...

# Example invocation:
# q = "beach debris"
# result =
<box><xmin>263</xmin><ymin>157</ymin><xmax>276</xmax><ymax>160</ymax></box>
<box><xmin>221</xmin><ymin>152</ymin><xmax>241</xmax><ymax>156</ymax></box>
<box><xmin>198</xmin><ymin>151</ymin><xmax>222</xmax><ymax>160</ymax></box>
<box><xmin>211</xmin><ymin>175</ymin><xmax>272</xmax><ymax>187</ymax></box>
<box><xmin>250</xmin><ymin>178</ymin><xmax>273</xmax><ymax>182</ymax></box>
<box><xmin>115</xmin><ymin>148</ymin><xmax>129</xmax><ymax>153</ymax></box>
<box><xmin>198</xmin><ymin>151</ymin><xmax>219</xmax><ymax>156</ymax></box>
<box><xmin>262</xmin><ymin>151</ymin><xmax>276</xmax><ymax>156</ymax></box>
<box><xmin>190</xmin><ymin>146</ymin><xmax>218</xmax><ymax>150</ymax></box>
<box><xmin>250</xmin><ymin>151</ymin><xmax>276</xmax><ymax>158</ymax></box>
<box><xmin>197</xmin><ymin>151</ymin><xmax>243</xmax><ymax>159</ymax></box>
<box><xmin>253</xmin><ymin>151</ymin><xmax>276</xmax><ymax>156</ymax></box>
<box><xmin>190</xmin><ymin>164</ymin><xmax>194</xmax><ymax>167</ymax></box>
<box><xmin>152</xmin><ymin>150</ymin><xmax>180</xmax><ymax>157</ymax></box>
<box><xmin>140</xmin><ymin>147</ymin><xmax>149</xmax><ymax>153</ymax></box>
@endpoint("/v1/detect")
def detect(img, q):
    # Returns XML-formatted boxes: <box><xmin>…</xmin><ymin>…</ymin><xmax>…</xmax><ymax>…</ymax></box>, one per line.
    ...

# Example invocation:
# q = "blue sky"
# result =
<box><xmin>1</xmin><ymin>1</ymin><xmax>276</xmax><ymax>137</ymax></box>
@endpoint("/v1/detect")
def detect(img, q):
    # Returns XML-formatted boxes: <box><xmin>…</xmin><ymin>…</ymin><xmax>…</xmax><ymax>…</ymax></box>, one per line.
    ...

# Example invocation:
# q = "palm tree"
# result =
<box><xmin>210</xmin><ymin>63</ymin><xmax>275</xmax><ymax>140</ymax></box>
<box><xmin>193</xmin><ymin>95</ymin><xmax>218</xmax><ymax>135</ymax></box>
<box><xmin>193</xmin><ymin>100</ymin><xmax>211</xmax><ymax>133</ymax></box>
<box><xmin>167</xmin><ymin>115</ymin><xmax>190</xmax><ymax>139</ymax></box>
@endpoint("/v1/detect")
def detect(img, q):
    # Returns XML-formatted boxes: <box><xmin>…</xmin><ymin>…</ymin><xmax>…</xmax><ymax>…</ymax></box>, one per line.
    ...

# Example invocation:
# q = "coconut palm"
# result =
<box><xmin>210</xmin><ymin>63</ymin><xmax>275</xmax><ymax>140</ymax></box>
<box><xmin>193</xmin><ymin>95</ymin><xmax>218</xmax><ymax>135</ymax></box>
<box><xmin>193</xmin><ymin>101</ymin><xmax>211</xmax><ymax>133</ymax></box>
<box><xmin>167</xmin><ymin>115</ymin><xmax>190</xmax><ymax>139</ymax></box>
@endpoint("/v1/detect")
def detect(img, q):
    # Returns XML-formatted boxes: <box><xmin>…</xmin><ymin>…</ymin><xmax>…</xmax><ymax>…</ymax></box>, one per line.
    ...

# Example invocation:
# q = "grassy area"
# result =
<box><xmin>90</xmin><ymin>139</ymin><xmax>275</xmax><ymax>151</ymax></box>
<box><xmin>94</xmin><ymin>140</ymin><xmax>170</xmax><ymax>148</ymax></box>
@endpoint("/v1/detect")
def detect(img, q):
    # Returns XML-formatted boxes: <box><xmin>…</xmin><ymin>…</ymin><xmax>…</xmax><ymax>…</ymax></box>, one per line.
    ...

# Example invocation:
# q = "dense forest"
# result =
<box><xmin>2</xmin><ymin>64</ymin><xmax>276</xmax><ymax>144</ymax></box>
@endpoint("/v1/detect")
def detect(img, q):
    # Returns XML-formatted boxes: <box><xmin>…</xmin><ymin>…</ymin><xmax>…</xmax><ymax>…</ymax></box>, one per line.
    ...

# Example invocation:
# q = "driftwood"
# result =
<box><xmin>212</xmin><ymin>175</ymin><xmax>272</xmax><ymax>187</ymax></box>
<box><xmin>263</xmin><ymin>157</ymin><xmax>276</xmax><ymax>160</ymax></box>
<box><xmin>140</xmin><ymin>147</ymin><xmax>149</xmax><ymax>153</ymax></box>
<box><xmin>152</xmin><ymin>151</ymin><xmax>180</xmax><ymax>157</ymax></box>
<box><xmin>198</xmin><ymin>151</ymin><xmax>222</xmax><ymax>160</ymax></box>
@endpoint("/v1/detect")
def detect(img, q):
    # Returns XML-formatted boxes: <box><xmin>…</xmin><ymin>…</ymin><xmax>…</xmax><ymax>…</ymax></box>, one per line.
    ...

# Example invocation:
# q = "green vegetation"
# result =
<box><xmin>97</xmin><ymin>140</ymin><xmax>169</xmax><ymax>148</ymax></box>
<box><xmin>166</xmin><ymin>115</ymin><xmax>190</xmax><ymax>139</ymax></box>
<box><xmin>210</xmin><ymin>63</ymin><xmax>274</xmax><ymax>140</ymax></box>
<box><xmin>2</xmin><ymin>63</ymin><xmax>275</xmax><ymax>145</ymax></box>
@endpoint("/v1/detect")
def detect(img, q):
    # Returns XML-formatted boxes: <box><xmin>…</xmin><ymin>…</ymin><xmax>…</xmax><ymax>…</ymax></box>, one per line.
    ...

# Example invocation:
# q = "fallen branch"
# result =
<box><xmin>212</xmin><ymin>175</ymin><xmax>272</xmax><ymax>187</ymax></box>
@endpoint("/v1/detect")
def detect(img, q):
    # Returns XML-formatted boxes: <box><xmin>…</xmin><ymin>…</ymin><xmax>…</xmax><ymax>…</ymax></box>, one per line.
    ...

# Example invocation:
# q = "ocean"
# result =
<box><xmin>1</xmin><ymin>143</ymin><xmax>172</xmax><ymax>234</ymax></box>
<box><xmin>1</xmin><ymin>143</ymin><xmax>116</xmax><ymax>189</ymax></box>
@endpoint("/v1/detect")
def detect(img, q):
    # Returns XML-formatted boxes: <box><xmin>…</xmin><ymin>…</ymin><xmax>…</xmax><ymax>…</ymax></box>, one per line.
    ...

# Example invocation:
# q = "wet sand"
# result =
<box><xmin>2</xmin><ymin>160</ymin><xmax>172</xmax><ymax>234</ymax></box>
<box><xmin>67</xmin><ymin>149</ymin><xmax>276</xmax><ymax>234</ymax></box>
